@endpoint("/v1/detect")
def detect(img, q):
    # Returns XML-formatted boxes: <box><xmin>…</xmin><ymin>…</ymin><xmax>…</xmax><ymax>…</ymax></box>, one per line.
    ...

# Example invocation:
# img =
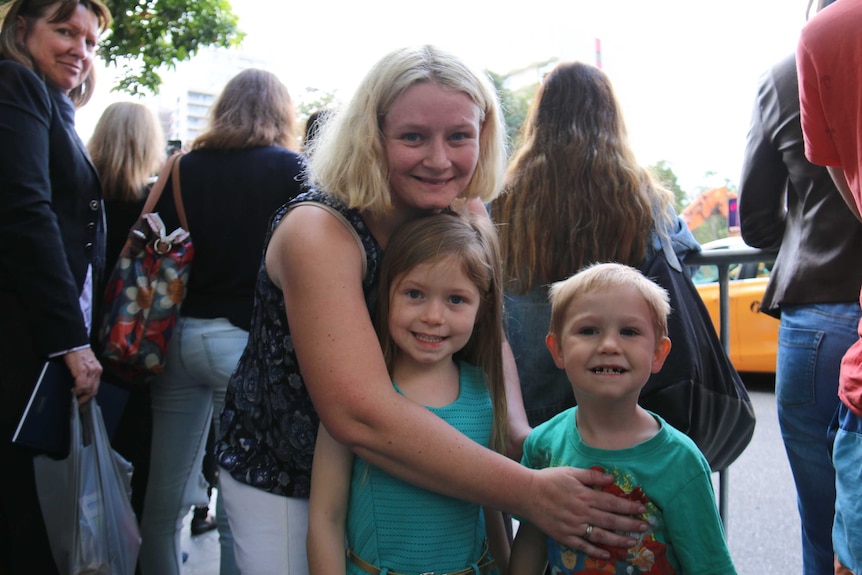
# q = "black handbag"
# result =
<box><xmin>638</xmin><ymin>245</ymin><xmax>756</xmax><ymax>471</ymax></box>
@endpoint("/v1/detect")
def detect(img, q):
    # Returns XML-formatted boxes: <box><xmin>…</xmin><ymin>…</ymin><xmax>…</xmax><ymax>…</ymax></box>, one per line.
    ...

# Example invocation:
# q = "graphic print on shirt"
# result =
<box><xmin>547</xmin><ymin>466</ymin><xmax>675</xmax><ymax>574</ymax></box>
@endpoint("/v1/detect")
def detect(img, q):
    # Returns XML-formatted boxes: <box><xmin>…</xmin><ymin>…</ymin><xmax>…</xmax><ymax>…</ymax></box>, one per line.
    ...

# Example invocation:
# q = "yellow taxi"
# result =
<box><xmin>691</xmin><ymin>237</ymin><xmax>778</xmax><ymax>373</ymax></box>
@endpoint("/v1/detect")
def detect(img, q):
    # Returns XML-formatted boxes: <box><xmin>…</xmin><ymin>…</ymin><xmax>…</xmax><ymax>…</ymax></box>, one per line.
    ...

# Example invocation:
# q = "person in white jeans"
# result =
<box><xmin>220</xmin><ymin>471</ymin><xmax>310</xmax><ymax>574</ymax></box>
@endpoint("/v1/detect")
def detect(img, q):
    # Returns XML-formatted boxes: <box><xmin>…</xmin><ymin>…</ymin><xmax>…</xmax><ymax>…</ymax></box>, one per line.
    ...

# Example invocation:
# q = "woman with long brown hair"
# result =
<box><xmin>492</xmin><ymin>61</ymin><xmax>699</xmax><ymax>428</ymax></box>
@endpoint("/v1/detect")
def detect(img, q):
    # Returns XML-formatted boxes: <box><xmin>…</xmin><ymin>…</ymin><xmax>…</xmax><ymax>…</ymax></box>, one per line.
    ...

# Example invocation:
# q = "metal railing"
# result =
<box><xmin>684</xmin><ymin>245</ymin><xmax>778</xmax><ymax>527</ymax></box>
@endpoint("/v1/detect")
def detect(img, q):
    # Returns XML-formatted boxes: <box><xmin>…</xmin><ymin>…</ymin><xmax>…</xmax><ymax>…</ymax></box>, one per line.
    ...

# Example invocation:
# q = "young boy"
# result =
<box><xmin>510</xmin><ymin>263</ymin><xmax>736</xmax><ymax>574</ymax></box>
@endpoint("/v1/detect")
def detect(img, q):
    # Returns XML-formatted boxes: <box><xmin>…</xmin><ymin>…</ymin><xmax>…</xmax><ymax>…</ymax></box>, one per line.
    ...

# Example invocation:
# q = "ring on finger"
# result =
<box><xmin>584</xmin><ymin>523</ymin><xmax>594</xmax><ymax>540</ymax></box>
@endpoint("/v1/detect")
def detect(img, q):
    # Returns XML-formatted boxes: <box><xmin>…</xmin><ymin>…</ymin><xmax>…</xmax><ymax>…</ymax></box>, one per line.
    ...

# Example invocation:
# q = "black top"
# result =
<box><xmin>154</xmin><ymin>146</ymin><xmax>306</xmax><ymax>331</ymax></box>
<box><xmin>216</xmin><ymin>191</ymin><xmax>383</xmax><ymax>497</ymax></box>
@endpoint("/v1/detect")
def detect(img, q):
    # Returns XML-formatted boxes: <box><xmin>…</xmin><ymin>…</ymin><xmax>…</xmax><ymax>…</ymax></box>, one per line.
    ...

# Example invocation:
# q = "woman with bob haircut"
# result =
<box><xmin>89</xmin><ymin>101</ymin><xmax>165</xmax><ymax>203</ymax></box>
<box><xmin>88</xmin><ymin>100</ymin><xmax>165</xmax><ymax>526</ymax></box>
<box><xmin>216</xmin><ymin>45</ymin><xmax>649</xmax><ymax>574</ymax></box>
<box><xmin>0</xmin><ymin>0</ymin><xmax>111</xmax><ymax>572</ymax></box>
<box><xmin>139</xmin><ymin>67</ymin><xmax>305</xmax><ymax>575</ymax></box>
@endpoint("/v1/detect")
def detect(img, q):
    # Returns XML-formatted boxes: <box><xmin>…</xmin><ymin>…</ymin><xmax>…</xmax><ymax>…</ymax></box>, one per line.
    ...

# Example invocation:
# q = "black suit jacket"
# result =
<box><xmin>0</xmin><ymin>60</ymin><xmax>102</xmax><ymax>369</ymax></box>
<box><xmin>738</xmin><ymin>54</ymin><xmax>862</xmax><ymax>317</ymax></box>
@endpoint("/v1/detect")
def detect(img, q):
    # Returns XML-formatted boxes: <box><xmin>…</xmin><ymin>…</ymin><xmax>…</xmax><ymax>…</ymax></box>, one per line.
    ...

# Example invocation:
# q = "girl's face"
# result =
<box><xmin>382</xmin><ymin>82</ymin><xmax>481</xmax><ymax>215</ymax></box>
<box><xmin>388</xmin><ymin>255</ymin><xmax>481</xmax><ymax>369</ymax></box>
<box><xmin>16</xmin><ymin>2</ymin><xmax>99</xmax><ymax>94</ymax></box>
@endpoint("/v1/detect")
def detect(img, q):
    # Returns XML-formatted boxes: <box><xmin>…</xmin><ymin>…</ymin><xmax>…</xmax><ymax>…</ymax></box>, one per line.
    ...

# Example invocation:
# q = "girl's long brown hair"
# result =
<box><xmin>374</xmin><ymin>211</ymin><xmax>508</xmax><ymax>453</ymax></box>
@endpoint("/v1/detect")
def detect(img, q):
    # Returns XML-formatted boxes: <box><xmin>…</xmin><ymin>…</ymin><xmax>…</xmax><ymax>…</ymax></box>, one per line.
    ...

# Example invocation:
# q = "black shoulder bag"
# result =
<box><xmin>638</xmin><ymin>244</ymin><xmax>756</xmax><ymax>471</ymax></box>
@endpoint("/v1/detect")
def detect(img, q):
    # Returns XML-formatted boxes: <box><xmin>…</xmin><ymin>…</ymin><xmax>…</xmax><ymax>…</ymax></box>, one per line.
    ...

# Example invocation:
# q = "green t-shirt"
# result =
<box><xmin>521</xmin><ymin>407</ymin><xmax>736</xmax><ymax>574</ymax></box>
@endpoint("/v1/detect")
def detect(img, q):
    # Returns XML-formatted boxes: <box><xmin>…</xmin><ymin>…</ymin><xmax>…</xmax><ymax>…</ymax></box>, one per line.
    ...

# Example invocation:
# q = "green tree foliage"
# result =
<box><xmin>648</xmin><ymin>160</ymin><xmax>689</xmax><ymax>214</ymax></box>
<box><xmin>692</xmin><ymin>216</ymin><xmax>729</xmax><ymax>244</ymax></box>
<box><xmin>100</xmin><ymin>0</ymin><xmax>244</xmax><ymax>95</ymax></box>
<box><xmin>487</xmin><ymin>70</ymin><xmax>535</xmax><ymax>149</ymax></box>
<box><xmin>295</xmin><ymin>89</ymin><xmax>339</xmax><ymax>123</ymax></box>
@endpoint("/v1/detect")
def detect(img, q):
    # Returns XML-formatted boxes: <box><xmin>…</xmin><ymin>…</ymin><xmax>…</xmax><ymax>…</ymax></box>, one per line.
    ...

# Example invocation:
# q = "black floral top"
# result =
<box><xmin>216</xmin><ymin>190</ymin><xmax>382</xmax><ymax>497</ymax></box>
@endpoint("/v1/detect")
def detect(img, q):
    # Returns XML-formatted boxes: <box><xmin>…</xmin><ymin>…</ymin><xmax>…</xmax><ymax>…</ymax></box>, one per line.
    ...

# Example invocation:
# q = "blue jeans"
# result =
<box><xmin>140</xmin><ymin>317</ymin><xmax>246</xmax><ymax>575</ymax></box>
<box><xmin>832</xmin><ymin>402</ymin><xmax>862</xmax><ymax>573</ymax></box>
<box><xmin>777</xmin><ymin>303</ymin><xmax>860</xmax><ymax>575</ymax></box>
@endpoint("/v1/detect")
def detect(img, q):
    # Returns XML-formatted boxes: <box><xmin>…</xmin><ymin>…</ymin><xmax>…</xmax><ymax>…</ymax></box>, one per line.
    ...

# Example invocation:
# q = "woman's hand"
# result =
<box><xmin>63</xmin><ymin>348</ymin><xmax>101</xmax><ymax>404</ymax></box>
<box><xmin>524</xmin><ymin>466</ymin><xmax>648</xmax><ymax>559</ymax></box>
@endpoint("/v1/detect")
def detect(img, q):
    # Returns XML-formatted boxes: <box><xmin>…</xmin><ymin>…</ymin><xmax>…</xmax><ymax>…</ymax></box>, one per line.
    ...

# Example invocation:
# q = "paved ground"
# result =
<box><xmin>721</xmin><ymin>374</ymin><xmax>800</xmax><ymax>574</ymax></box>
<box><xmin>183</xmin><ymin>374</ymin><xmax>802</xmax><ymax>575</ymax></box>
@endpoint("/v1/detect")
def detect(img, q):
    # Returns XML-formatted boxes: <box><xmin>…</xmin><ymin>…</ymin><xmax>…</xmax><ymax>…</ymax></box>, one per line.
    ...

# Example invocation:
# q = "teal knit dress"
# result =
<box><xmin>345</xmin><ymin>361</ymin><xmax>499</xmax><ymax>574</ymax></box>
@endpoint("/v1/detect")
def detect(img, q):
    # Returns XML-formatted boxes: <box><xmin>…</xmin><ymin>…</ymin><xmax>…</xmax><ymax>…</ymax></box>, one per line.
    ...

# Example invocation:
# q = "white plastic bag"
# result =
<box><xmin>33</xmin><ymin>396</ymin><xmax>140</xmax><ymax>575</ymax></box>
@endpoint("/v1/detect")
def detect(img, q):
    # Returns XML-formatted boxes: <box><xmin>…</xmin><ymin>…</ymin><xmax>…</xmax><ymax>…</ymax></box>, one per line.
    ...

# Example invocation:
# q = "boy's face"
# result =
<box><xmin>545</xmin><ymin>284</ymin><xmax>671</xmax><ymax>404</ymax></box>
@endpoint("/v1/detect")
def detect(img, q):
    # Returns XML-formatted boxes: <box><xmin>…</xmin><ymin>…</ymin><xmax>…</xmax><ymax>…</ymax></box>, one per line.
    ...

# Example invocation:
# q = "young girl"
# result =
<box><xmin>308</xmin><ymin>211</ymin><xmax>510</xmax><ymax>575</ymax></box>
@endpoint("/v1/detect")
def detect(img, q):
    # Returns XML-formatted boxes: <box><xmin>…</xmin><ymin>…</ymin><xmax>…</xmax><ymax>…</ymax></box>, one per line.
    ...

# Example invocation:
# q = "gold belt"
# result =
<box><xmin>346</xmin><ymin>541</ymin><xmax>495</xmax><ymax>575</ymax></box>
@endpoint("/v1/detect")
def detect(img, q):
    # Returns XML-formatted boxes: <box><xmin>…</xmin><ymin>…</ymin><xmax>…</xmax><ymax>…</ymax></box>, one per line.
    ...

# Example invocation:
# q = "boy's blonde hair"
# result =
<box><xmin>307</xmin><ymin>45</ymin><xmax>507</xmax><ymax>217</ymax></box>
<box><xmin>548</xmin><ymin>262</ymin><xmax>670</xmax><ymax>342</ymax></box>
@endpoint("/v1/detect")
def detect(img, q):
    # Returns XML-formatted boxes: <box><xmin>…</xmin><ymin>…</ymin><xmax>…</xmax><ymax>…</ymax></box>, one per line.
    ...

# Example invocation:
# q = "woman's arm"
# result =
<box><xmin>307</xmin><ymin>423</ymin><xmax>351</xmax><ymax>574</ymax></box>
<box><xmin>470</xmin><ymin>196</ymin><xmax>530</xmax><ymax>460</ymax></box>
<box><xmin>503</xmin><ymin>340</ymin><xmax>530</xmax><ymax>461</ymax></box>
<box><xmin>737</xmin><ymin>75</ymin><xmax>789</xmax><ymax>251</ymax></box>
<box><xmin>270</xmin><ymin>206</ymin><xmax>647</xmax><ymax>556</ymax></box>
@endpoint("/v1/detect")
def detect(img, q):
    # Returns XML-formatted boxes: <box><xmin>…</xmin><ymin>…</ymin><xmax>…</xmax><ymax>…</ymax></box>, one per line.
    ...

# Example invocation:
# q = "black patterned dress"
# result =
<box><xmin>215</xmin><ymin>190</ymin><xmax>382</xmax><ymax>497</ymax></box>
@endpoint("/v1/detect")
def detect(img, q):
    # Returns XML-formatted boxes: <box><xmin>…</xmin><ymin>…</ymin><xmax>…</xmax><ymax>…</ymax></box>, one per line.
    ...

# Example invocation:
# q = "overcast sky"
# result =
<box><xmin>80</xmin><ymin>0</ymin><xmax>812</xmax><ymax>193</ymax></box>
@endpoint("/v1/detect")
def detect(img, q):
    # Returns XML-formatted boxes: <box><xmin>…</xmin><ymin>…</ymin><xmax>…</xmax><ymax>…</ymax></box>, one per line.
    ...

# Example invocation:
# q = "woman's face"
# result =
<box><xmin>382</xmin><ymin>82</ymin><xmax>481</xmax><ymax>214</ymax></box>
<box><xmin>16</xmin><ymin>2</ymin><xmax>99</xmax><ymax>94</ymax></box>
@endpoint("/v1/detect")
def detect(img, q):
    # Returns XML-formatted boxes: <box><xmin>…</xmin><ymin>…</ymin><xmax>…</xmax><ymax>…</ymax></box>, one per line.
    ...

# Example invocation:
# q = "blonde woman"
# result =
<box><xmin>216</xmin><ymin>46</ymin><xmax>649</xmax><ymax>575</ymax></box>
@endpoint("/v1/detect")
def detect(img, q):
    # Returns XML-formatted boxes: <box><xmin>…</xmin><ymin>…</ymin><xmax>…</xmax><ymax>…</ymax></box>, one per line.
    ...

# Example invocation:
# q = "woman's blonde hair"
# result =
<box><xmin>374</xmin><ymin>211</ymin><xmax>508</xmax><ymax>453</ymax></box>
<box><xmin>307</xmin><ymin>45</ymin><xmax>507</xmax><ymax>217</ymax></box>
<box><xmin>0</xmin><ymin>0</ymin><xmax>111</xmax><ymax>107</ymax></box>
<box><xmin>492</xmin><ymin>61</ymin><xmax>674</xmax><ymax>294</ymax></box>
<box><xmin>88</xmin><ymin>101</ymin><xmax>165</xmax><ymax>202</ymax></box>
<box><xmin>192</xmin><ymin>68</ymin><xmax>298</xmax><ymax>151</ymax></box>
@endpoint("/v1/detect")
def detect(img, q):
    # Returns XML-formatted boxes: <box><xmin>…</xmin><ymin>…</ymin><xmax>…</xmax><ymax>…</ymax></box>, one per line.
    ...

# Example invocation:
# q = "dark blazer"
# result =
<box><xmin>0</xmin><ymin>59</ymin><xmax>103</xmax><ymax>575</ymax></box>
<box><xmin>0</xmin><ymin>60</ymin><xmax>102</xmax><ymax>357</ymax></box>
<box><xmin>738</xmin><ymin>54</ymin><xmax>862</xmax><ymax>317</ymax></box>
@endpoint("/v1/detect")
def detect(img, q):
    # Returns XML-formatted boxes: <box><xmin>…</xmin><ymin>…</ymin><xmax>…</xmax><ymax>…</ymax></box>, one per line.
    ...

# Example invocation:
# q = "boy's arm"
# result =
<box><xmin>484</xmin><ymin>507</ymin><xmax>511</xmax><ymax>575</ymax></box>
<box><xmin>307</xmin><ymin>423</ymin><xmax>353</xmax><ymax>574</ymax></box>
<box><xmin>509</xmin><ymin>521</ymin><xmax>549</xmax><ymax>575</ymax></box>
